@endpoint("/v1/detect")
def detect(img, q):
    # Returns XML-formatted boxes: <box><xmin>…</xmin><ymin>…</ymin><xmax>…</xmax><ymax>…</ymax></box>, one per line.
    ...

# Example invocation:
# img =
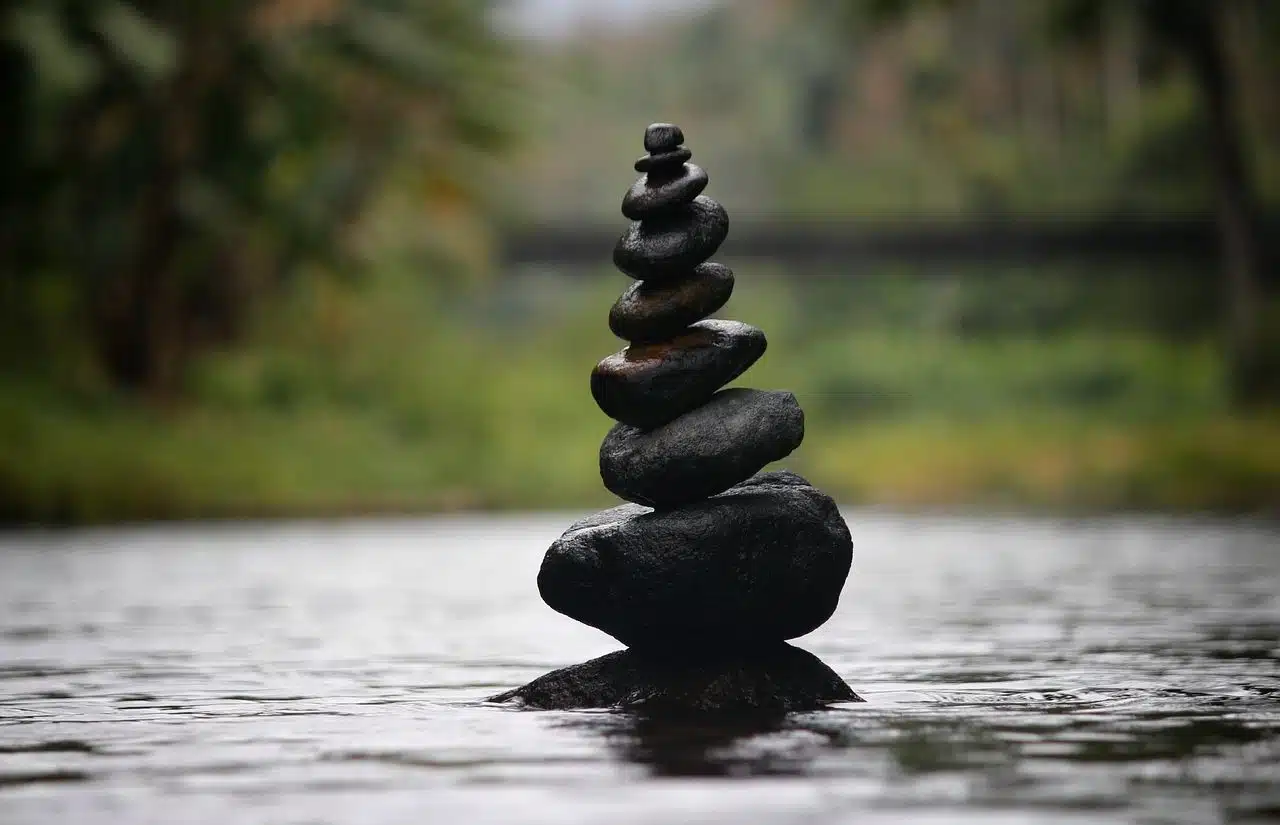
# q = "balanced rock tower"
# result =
<box><xmin>492</xmin><ymin>124</ymin><xmax>859</xmax><ymax>712</ymax></box>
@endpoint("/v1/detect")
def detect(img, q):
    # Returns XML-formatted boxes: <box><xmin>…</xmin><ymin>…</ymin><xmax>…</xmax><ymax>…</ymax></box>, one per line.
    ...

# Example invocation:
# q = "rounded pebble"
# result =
<box><xmin>537</xmin><ymin>471</ymin><xmax>854</xmax><ymax>650</ymax></box>
<box><xmin>600</xmin><ymin>388</ymin><xmax>805</xmax><ymax>507</ymax></box>
<box><xmin>609</xmin><ymin>261</ymin><xmax>733</xmax><ymax>343</ymax></box>
<box><xmin>621</xmin><ymin>164</ymin><xmax>709</xmax><ymax>220</ymax></box>
<box><xmin>590</xmin><ymin>319</ymin><xmax>766</xmax><ymax>428</ymax></box>
<box><xmin>644</xmin><ymin>123</ymin><xmax>684</xmax><ymax>153</ymax></box>
<box><xmin>613</xmin><ymin>195</ymin><xmax>729</xmax><ymax>281</ymax></box>
<box><xmin>635</xmin><ymin>147</ymin><xmax>692</xmax><ymax>174</ymax></box>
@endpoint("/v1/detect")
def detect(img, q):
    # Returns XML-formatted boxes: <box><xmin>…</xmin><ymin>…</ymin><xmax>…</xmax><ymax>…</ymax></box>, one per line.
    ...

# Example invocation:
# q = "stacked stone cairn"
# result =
<box><xmin>491</xmin><ymin>124</ymin><xmax>860</xmax><ymax>712</ymax></box>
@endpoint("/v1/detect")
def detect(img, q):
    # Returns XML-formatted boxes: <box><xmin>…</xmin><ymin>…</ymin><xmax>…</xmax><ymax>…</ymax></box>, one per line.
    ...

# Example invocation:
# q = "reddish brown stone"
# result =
<box><xmin>590</xmin><ymin>320</ymin><xmax>765</xmax><ymax>428</ymax></box>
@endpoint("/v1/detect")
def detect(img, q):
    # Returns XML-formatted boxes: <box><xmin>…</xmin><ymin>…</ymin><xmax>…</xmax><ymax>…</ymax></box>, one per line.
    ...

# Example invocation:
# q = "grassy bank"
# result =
<box><xmin>2</xmin><ymin>265</ymin><xmax>1277</xmax><ymax>524</ymax></box>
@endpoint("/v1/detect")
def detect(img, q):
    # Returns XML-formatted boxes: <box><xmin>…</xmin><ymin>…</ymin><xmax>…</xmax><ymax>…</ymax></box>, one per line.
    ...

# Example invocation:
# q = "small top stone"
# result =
<box><xmin>644</xmin><ymin>123</ymin><xmax>684</xmax><ymax>153</ymax></box>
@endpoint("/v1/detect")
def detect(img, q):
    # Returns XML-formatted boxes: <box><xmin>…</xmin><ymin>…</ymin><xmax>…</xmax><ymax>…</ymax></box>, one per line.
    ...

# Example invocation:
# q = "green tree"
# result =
<box><xmin>841</xmin><ymin>0</ymin><xmax>1276</xmax><ymax>406</ymax></box>
<box><xmin>1057</xmin><ymin>0</ymin><xmax>1272</xmax><ymax>406</ymax></box>
<box><xmin>0</xmin><ymin>0</ymin><xmax>511</xmax><ymax>393</ymax></box>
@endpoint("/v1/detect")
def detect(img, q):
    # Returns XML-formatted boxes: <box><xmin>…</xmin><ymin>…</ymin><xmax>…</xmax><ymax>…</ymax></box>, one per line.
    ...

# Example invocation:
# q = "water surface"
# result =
<box><xmin>1</xmin><ymin>513</ymin><xmax>1277</xmax><ymax>824</ymax></box>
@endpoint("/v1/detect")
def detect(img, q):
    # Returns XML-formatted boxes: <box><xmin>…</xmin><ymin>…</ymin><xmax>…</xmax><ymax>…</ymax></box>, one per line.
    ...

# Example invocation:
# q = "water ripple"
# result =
<box><xmin>0</xmin><ymin>514</ymin><xmax>1276</xmax><ymax>824</ymax></box>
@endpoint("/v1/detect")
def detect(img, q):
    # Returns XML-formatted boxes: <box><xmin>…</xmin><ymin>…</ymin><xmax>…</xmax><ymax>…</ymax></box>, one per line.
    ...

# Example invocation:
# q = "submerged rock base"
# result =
<box><xmin>489</xmin><ymin>644</ymin><xmax>862</xmax><ymax>712</ymax></box>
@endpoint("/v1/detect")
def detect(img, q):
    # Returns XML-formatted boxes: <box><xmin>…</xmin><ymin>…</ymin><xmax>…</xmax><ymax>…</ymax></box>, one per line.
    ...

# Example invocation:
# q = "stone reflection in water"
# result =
<box><xmin>559</xmin><ymin>711</ymin><xmax>827</xmax><ymax>778</ymax></box>
<box><xmin>558</xmin><ymin>682</ymin><xmax>1280</xmax><ymax>805</ymax></box>
<box><xmin>491</xmin><ymin>123</ymin><xmax>856</xmax><ymax>710</ymax></box>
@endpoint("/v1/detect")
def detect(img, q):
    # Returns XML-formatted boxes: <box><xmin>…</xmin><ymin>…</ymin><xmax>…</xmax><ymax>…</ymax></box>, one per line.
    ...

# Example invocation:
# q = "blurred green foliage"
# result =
<box><xmin>835</xmin><ymin>0</ymin><xmax>1279</xmax><ymax>404</ymax></box>
<box><xmin>0</xmin><ymin>0</ymin><xmax>511</xmax><ymax>391</ymax></box>
<box><xmin>513</xmin><ymin>0</ymin><xmax>1279</xmax><ymax>219</ymax></box>
<box><xmin>2</xmin><ymin>264</ymin><xmax>1276</xmax><ymax>523</ymax></box>
<box><xmin>1</xmin><ymin>0</ymin><xmax>1277</xmax><ymax>522</ymax></box>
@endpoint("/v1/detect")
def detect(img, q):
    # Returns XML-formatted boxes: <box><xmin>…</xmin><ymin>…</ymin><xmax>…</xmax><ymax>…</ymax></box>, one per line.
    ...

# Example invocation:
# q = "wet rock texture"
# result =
<box><xmin>621</xmin><ymin>164</ymin><xmax>708</xmax><ymax>220</ymax></box>
<box><xmin>491</xmin><ymin>124</ymin><xmax>857</xmax><ymax>711</ymax></box>
<box><xmin>539</xmin><ymin>471</ymin><xmax>852</xmax><ymax>649</ymax></box>
<box><xmin>490</xmin><ymin>644</ymin><xmax>861</xmax><ymax>712</ymax></box>
<box><xmin>613</xmin><ymin>196</ymin><xmax>729</xmax><ymax>280</ymax></box>
<box><xmin>599</xmin><ymin>390</ymin><xmax>804</xmax><ymax>507</ymax></box>
<box><xmin>609</xmin><ymin>261</ymin><xmax>733</xmax><ymax>343</ymax></box>
<box><xmin>590</xmin><ymin>320</ymin><xmax>765</xmax><ymax>429</ymax></box>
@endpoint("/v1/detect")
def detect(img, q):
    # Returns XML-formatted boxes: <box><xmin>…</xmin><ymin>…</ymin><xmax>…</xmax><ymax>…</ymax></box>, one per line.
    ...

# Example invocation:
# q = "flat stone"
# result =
<box><xmin>644</xmin><ymin>122</ymin><xmax>684</xmax><ymax>153</ymax></box>
<box><xmin>488</xmin><ymin>643</ymin><xmax>861</xmax><ymax>711</ymax></box>
<box><xmin>537</xmin><ymin>471</ymin><xmax>854</xmax><ymax>650</ymax></box>
<box><xmin>621</xmin><ymin>164</ymin><xmax>709</xmax><ymax>220</ymax></box>
<box><xmin>609</xmin><ymin>261</ymin><xmax>733</xmax><ymax>343</ymax></box>
<box><xmin>634</xmin><ymin>147</ymin><xmax>692</xmax><ymax>174</ymax></box>
<box><xmin>600</xmin><ymin>389</ymin><xmax>804</xmax><ymax>507</ymax></box>
<box><xmin>613</xmin><ymin>196</ymin><xmax>729</xmax><ymax>281</ymax></box>
<box><xmin>591</xmin><ymin>319</ymin><xmax>765</xmax><ymax>428</ymax></box>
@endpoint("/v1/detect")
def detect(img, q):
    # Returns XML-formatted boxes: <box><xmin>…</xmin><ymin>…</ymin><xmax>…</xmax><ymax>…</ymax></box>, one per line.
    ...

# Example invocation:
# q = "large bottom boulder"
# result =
<box><xmin>489</xmin><ymin>643</ymin><xmax>861</xmax><ymax>711</ymax></box>
<box><xmin>538</xmin><ymin>471</ymin><xmax>853</xmax><ymax>650</ymax></box>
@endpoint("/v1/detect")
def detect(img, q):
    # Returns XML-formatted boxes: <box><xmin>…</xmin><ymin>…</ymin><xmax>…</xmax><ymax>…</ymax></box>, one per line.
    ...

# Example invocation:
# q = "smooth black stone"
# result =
<box><xmin>591</xmin><ymin>319</ymin><xmax>765</xmax><ymax>428</ymax></box>
<box><xmin>600</xmin><ymin>388</ymin><xmax>804</xmax><ymax>507</ymax></box>
<box><xmin>488</xmin><ymin>643</ymin><xmax>861</xmax><ymax>711</ymax></box>
<box><xmin>609</xmin><ymin>261</ymin><xmax>733</xmax><ymax>343</ymax></box>
<box><xmin>613</xmin><ymin>196</ymin><xmax>729</xmax><ymax>281</ymax></box>
<box><xmin>634</xmin><ymin>147</ymin><xmax>692</xmax><ymax>174</ymax></box>
<box><xmin>643</xmin><ymin>122</ymin><xmax>684</xmax><ymax>153</ymax></box>
<box><xmin>537</xmin><ymin>471</ymin><xmax>854</xmax><ymax>649</ymax></box>
<box><xmin>621</xmin><ymin>164</ymin><xmax>709</xmax><ymax>220</ymax></box>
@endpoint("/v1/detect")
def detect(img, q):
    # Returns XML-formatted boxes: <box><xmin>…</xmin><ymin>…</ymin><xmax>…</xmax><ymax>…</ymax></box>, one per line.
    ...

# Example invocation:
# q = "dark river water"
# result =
<box><xmin>1</xmin><ymin>513</ymin><xmax>1278</xmax><ymax>824</ymax></box>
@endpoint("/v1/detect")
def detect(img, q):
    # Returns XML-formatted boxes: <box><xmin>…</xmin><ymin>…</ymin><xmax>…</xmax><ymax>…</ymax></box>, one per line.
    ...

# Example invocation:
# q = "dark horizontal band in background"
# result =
<box><xmin>500</xmin><ymin>214</ymin><xmax>1280</xmax><ymax>274</ymax></box>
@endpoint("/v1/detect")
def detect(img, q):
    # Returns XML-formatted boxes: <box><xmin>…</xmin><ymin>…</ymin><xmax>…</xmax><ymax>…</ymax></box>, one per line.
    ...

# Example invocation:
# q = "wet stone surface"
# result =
<box><xmin>634</xmin><ymin>147</ymin><xmax>693</xmax><ymax>174</ymax></box>
<box><xmin>536</xmin><ymin>471</ymin><xmax>854</xmax><ymax>651</ymax></box>
<box><xmin>643</xmin><ymin>122</ymin><xmax>684</xmax><ymax>153</ymax></box>
<box><xmin>489</xmin><ymin>643</ymin><xmax>860</xmax><ymax>711</ymax></box>
<box><xmin>590</xmin><ymin>319</ymin><xmax>766</xmax><ymax>429</ymax></box>
<box><xmin>613</xmin><ymin>195</ymin><xmax>729</xmax><ymax>281</ymax></box>
<box><xmin>600</xmin><ymin>388</ymin><xmax>804</xmax><ymax>508</ymax></box>
<box><xmin>608</xmin><ymin>260</ymin><xmax>733</xmax><ymax>343</ymax></box>
<box><xmin>621</xmin><ymin>164</ymin><xmax>709</xmax><ymax>220</ymax></box>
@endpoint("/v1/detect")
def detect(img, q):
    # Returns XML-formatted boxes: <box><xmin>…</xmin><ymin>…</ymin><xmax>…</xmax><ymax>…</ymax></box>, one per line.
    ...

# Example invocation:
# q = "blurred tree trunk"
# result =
<box><xmin>1019</xmin><ymin>56</ymin><xmax>1061</xmax><ymax>161</ymax></box>
<box><xmin>798</xmin><ymin>70</ymin><xmax>841</xmax><ymax>152</ymax></box>
<box><xmin>93</xmin><ymin>19</ymin><xmax>224</xmax><ymax>393</ymax></box>
<box><xmin>96</xmin><ymin>166</ymin><xmax>183</xmax><ymax>392</ymax></box>
<box><xmin>1102</xmin><ymin>2</ymin><xmax>1140</xmax><ymax>146</ymax></box>
<box><xmin>1146</xmin><ymin>0</ymin><xmax>1272</xmax><ymax>405</ymax></box>
<box><xmin>853</xmin><ymin>0</ymin><xmax>1275</xmax><ymax>405</ymax></box>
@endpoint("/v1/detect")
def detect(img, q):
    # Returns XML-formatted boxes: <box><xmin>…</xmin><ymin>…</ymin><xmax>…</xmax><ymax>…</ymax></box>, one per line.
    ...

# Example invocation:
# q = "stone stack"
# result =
<box><xmin>492</xmin><ymin>124</ymin><xmax>859</xmax><ymax>712</ymax></box>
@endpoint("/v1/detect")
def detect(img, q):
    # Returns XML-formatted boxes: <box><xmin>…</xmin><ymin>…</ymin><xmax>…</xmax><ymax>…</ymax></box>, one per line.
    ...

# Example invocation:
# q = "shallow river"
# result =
<box><xmin>1</xmin><ymin>513</ymin><xmax>1278</xmax><ymax>824</ymax></box>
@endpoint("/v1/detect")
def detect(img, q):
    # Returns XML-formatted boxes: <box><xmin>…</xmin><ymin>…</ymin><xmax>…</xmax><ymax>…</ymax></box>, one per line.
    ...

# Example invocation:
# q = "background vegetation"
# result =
<box><xmin>1</xmin><ymin>0</ymin><xmax>1277</xmax><ymax>523</ymax></box>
